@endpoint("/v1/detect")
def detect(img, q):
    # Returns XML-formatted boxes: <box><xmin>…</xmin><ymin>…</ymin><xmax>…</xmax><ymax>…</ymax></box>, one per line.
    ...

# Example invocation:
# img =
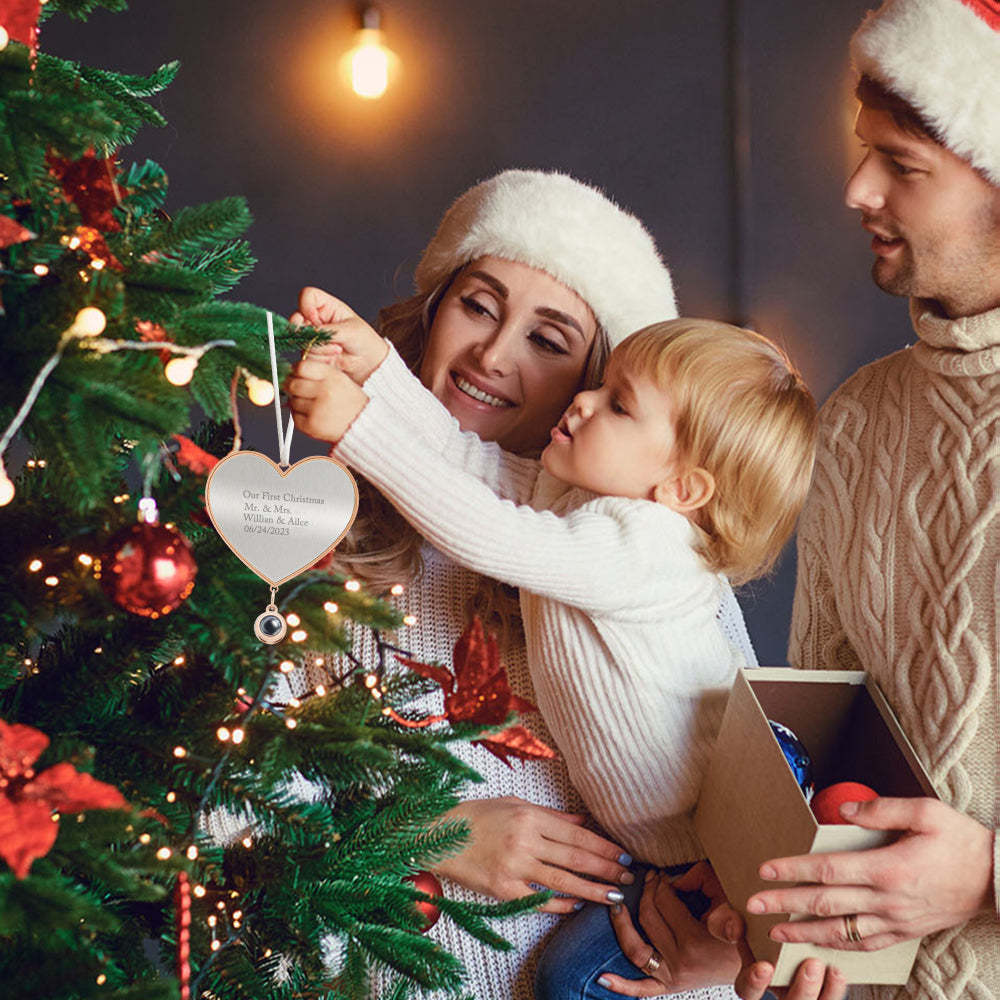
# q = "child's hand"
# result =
<box><xmin>289</xmin><ymin>286</ymin><xmax>388</xmax><ymax>384</ymax></box>
<box><xmin>286</xmin><ymin>357</ymin><xmax>369</xmax><ymax>444</ymax></box>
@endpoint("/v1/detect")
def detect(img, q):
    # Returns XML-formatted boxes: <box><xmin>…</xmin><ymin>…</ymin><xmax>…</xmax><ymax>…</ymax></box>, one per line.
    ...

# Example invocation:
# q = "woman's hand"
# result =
<box><xmin>432</xmin><ymin>797</ymin><xmax>635</xmax><ymax>914</ymax></box>
<box><xmin>289</xmin><ymin>286</ymin><xmax>389</xmax><ymax>384</ymax></box>
<box><xmin>736</xmin><ymin>959</ymin><xmax>847</xmax><ymax>1000</ymax></box>
<box><xmin>286</xmin><ymin>359</ymin><xmax>368</xmax><ymax>444</ymax></box>
<box><xmin>598</xmin><ymin>864</ymin><xmax>742</xmax><ymax>996</ymax></box>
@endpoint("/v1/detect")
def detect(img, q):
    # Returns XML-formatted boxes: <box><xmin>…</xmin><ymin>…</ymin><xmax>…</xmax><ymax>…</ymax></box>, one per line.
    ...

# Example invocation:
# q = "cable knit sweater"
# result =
<box><xmin>334</xmin><ymin>345</ymin><xmax>747</xmax><ymax>869</ymax></box>
<box><xmin>789</xmin><ymin>299</ymin><xmax>1000</xmax><ymax>1000</ymax></box>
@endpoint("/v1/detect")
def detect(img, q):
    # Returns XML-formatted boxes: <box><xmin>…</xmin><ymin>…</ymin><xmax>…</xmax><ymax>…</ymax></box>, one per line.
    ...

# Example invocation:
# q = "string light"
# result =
<box><xmin>207</xmin><ymin>914</ymin><xmax>217</xmax><ymax>928</ymax></box>
<box><xmin>27</xmin><ymin>559</ymin><xmax>42</xmax><ymax>572</ymax></box>
<box><xmin>44</xmin><ymin>576</ymin><xmax>58</xmax><ymax>587</ymax></box>
<box><xmin>364</xmin><ymin>674</ymin><xmax>378</xmax><ymax>688</ymax></box>
<box><xmin>315</xmin><ymin>684</ymin><xmax>327</xmax><ymax>697</ymax></box>
<box><xmin>345</xmin><ymin>580</ymin><xmax>361</xmax><ymax>592</ymax></box>
<box><xmin>96</xmin><ymin>973</ymin><xmax>107</xmax><ymax>986</ymax></box>
<box><xmin>231</xmin><ymin>727</ymin><xmax>245</xmax><ymax>745</ymax></box>
<box><xmin>173</xmin><ymin>655</ymin><xmax>185</xmax><ymax>666</ymax></box>
<box><xmin>279</xmin><ymin>660</ymin><xmax>295</xmax><ymax>674</ymax></box>
<box><xmin>33</xmin><ymin>264</ymin><xmax>49</xmax><ymax>276</ymax></box>
<box><xmin>285</xmin><ymin>718</ymin><xmax>297</xmax><ymax>730</ymax></box>
<box><xmin>166</xmin><ymin>791</ymin><xmax>177</xmax><ymax>803</ymax></box>
<box><xmin>139</xmin><ymin>833</ymin><xmax>151</xmax><ymax>844</ymax></box>
<box><xmin>211</xmin><ymin>940</ymin><xmax>221</xmax><ymax>952</ymax></box>
<box><xmin>71</xmin><ymin>306</ymin><xmax>107</xmax><ymax>337</ymax></box>
<box><xmin>156</xmin><ymin>847</ymin><xmax>172</xmax><ymax>860</ymax></box>
<box><xmin>402</xmin><ymin>614</ymin><xmax>417</xmax><ymax>626</ymax></box>
<box><xmin>217</xmin><ymin>727</ymin><xmax>231</xmax><ymax>742</ymax></box>
<box><xmin>314</xmin><ymin>656</ymin><xmax>325</xmax><ymax>667</ymax></box>
<box><xmin>164</xmin><ymin>356</ymin><xmax>198</xmax><ymax>387</ymax></box>
<box><xmin>285</xmin><ymin>613</ymin><xmax>301</xmax><ymax>627</ymax></box>
<box><xmin>290</xmin><ymin>629</ymin><xmax>307</xmax><ymax>642</ymax></box>
<box><xmin>77</xmin><ymin>553</ymin><xmax>93</xmax><ymax>566</ymax></box>
<box><xmin>323</xmin><ymin>601</ymin><xmax>339</xmax><ymax>613</ymax></box>
<box><xmin>186</xmin><ymin>845</ymin><xmax>198</xmax><ymax>860</ymax></box>
<box><xmin>390</xmin><ymin>584</ymin><xmax>404</xmax><ymax>596</ymax></box>
<box><xmin>193</xmin><ymin>884</ymin><xmax>206</xmax><ymax>898</ymax></box>
<box><xmin>242</xmin><ymin>836</ymin><xmax>252</xmax><ymax>848</ymax></box>
<box><xmin>173</xmin><ymin>746</ymin><xmax>187</xmax><ymax>758</ymax></box>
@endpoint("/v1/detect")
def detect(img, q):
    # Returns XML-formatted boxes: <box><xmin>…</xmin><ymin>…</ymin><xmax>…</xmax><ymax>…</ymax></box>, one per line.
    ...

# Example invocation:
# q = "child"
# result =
<box><xmin>288</xmin><ymin>312</ymin><xmax>817</xmax><ymax>993</ymax></box>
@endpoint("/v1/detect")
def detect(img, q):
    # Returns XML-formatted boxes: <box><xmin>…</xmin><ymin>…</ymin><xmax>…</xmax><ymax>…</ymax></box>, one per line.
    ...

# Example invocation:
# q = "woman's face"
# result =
<box><xmin>418</xmin><ymin>256</ymin><xmax>598</xmax><ymax>453</ymax></box>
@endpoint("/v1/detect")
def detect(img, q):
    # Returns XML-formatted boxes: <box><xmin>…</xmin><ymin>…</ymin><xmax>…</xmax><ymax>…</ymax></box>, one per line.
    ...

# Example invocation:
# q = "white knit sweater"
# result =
<box><xmin>335</xmin><ymin>346</ymin><xmax>746</xmax><ymax>869</ymax></box>
<box><xmin>789</xmin><ymin>299</ymin><xmax>1000</xmax><ymax>1000</ymax></box>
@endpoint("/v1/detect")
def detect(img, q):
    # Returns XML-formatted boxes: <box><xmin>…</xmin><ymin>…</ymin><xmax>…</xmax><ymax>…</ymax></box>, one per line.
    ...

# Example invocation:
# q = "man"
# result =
<box><xmin>602</xmin><ymin>1</ymin><xmax>999</xmax><ymax>998</ymax></box>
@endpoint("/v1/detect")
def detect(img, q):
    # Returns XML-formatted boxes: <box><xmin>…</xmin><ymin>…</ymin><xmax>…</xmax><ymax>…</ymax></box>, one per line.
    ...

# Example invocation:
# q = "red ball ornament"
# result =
<box><xmin>405</xmin><ymin>869</ymin><xmax>442</xmax><ymax>931</ymax></box>
<box><xmin>100</xmin><ymin>522</ymin><xmax>197</xmax><ymax>618</ymax></box>
<box><xmin>811</xmin><ymin>782</ymin><xmax>878</xmax><ymax>824</ymax></box>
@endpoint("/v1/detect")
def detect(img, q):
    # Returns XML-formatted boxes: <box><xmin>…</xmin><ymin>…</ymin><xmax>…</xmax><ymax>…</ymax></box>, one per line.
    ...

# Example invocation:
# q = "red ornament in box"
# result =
<box><xmin>100</xmin><ymin>521</ymin><xmax>197</xmax><ymax>618</ymax></box>
<box><xmin>811</xmin><ymin>781</ymin><xmax>879</xmax><ymax>824</ymax></box>
<box><xmin>405</xmin><ymin>869</ymin><xmax>443</xmax><ymax>931</ymax></box>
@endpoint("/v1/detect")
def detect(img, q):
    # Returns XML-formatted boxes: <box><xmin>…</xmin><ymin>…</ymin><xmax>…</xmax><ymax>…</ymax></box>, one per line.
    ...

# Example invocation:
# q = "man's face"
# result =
<box><xmin>845</xmin><ymin>106</ymin><xmax>1000</xmax><ymax>317</ymax></box>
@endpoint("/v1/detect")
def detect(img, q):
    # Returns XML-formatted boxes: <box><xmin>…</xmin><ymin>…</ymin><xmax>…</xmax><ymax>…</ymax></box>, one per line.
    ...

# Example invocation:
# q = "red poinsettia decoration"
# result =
<box><xmin>47</xmin><ymin>149</ymin><xmax>123</xmax><ymax>233</ymax></box>
<box><xmin>0</xmin><ymin>718</ymin><xmax>128</xmax><ymax>879</ymax></box>
<box><xmin>1</xmin><ymin>0</ymin><xmax>42</xmax><ymax>53</ymax></box>
<box><xmin>0</xmin><ymin>214</ymin><xmax>35</xmax><ymax>249</ymax></box>
<box><xmin>172</xmin><ymin>435</ymin><xmax>219</xmax><ymax>476</ymax></box>
<box><xmin>393</xmin><ymin>616</ymin><xmax>556</xmax><ymax>767</ymax></box>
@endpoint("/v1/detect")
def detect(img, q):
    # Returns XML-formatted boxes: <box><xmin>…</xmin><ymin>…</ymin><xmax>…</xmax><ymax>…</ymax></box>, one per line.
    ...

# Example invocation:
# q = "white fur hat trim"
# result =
<box><xmin>852</xmin><ymin>0</ymin><xmax>1000</xmax><ymax>185</ymax></box>
<box><xmin>414</xmin><ymin>169</ymin><xmax>678</xmax><ymax>348</ymax></box>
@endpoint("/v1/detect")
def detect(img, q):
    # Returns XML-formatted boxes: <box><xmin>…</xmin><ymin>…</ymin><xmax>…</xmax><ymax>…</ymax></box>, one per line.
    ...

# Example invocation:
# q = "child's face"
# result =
<box><xmin>541</xmin><ymin>355</ymin><xmax>680</xmax><ymax>500</ymax></box>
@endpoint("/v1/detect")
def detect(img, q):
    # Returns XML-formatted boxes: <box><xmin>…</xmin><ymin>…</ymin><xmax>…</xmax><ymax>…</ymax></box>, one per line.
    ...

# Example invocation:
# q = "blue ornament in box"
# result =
<box><xmin>768</xmin><ymin>720</ymin><xmax>814</xmax><ymax>802</ymax></box>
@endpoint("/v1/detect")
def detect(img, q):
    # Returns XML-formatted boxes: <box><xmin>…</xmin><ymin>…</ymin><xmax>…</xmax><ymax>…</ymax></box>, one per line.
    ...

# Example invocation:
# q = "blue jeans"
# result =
<box><xmin>534</xmin><ymin>862</ymin><xmax>712</xmax><ymax>1000</ymax></box>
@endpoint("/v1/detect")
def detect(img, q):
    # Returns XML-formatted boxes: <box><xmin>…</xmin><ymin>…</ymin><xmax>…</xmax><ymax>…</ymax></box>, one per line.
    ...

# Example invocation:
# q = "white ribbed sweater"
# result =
<box><xmin>789</xmin><ymin>300</ymin><xmax>1000</xmax><ymax>1000</ymax></box>
<box><xmin>336</xmin><ymin>346</ymin><xmax>744</xmax><ymax>869</ymax></box>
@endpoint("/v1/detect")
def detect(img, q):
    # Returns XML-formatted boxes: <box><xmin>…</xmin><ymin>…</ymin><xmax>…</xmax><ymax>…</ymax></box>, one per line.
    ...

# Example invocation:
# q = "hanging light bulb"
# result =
<box><xmin>164</xmin><ymin>356</ymin><xmax>198</xmax><ymax>386</ymax></box>
<box><xmin>246</xmin><ymin>374</ymin><xmax>275</xmax><ymax>407</ymax></box>
<box><xmin>0</xmin><ymin>462</ymin><xmax>15</xmax><ymax>507</ymax></box>
<box><xmin>343</xmin><ymin>6</ymin><xmax>398</xmax><ymax>100</ymax></box>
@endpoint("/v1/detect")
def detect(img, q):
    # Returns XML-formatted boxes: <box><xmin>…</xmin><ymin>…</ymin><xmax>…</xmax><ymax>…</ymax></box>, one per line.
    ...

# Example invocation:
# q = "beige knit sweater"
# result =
<box><xmin>789</xmin><ymin>299</ymin><xmax>1000</xmax><ymax>1000</ymax></box>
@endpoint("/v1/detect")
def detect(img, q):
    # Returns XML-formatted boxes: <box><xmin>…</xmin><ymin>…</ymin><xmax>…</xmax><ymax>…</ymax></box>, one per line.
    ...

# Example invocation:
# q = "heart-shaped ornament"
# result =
<box><xmin>205</xmin><ymin>451</ymin><xmax>359</xmax><ymax>586</ymax></box>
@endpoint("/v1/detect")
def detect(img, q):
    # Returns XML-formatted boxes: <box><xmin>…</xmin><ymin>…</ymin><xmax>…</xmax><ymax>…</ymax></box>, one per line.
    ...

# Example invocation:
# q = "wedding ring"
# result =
<box><xmin>641</xmin><ymin>949</ymin><xmax>663</xmax><ymax>974</ymax></box>
<box><xmin>844</xmin><ymin>913</ymin><xmax>864</xmax><ymax>943</ymax></box>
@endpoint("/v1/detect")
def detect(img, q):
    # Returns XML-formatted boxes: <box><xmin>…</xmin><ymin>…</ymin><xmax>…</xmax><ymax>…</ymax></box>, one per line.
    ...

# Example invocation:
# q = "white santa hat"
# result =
<box><xmin>414</xmin><ymin>169</ymin><xmax>678</xmax><ymax>348</ymax></box>
<box><xmin>851</xmin><ymin>0</ymin><xmax>1000</xmax><ymax>186</ymax></box>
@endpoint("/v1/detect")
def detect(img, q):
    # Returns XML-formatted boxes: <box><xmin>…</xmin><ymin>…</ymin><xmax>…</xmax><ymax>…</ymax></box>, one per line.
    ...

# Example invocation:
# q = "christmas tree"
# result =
<box><xmin>0</xmin><ymin>2</ymin><xmax>545</xmax><ymax>997</ymax></box>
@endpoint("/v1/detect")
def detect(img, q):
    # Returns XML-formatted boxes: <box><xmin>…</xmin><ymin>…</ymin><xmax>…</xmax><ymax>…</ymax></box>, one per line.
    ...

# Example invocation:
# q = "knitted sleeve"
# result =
<box><xmin>788</xmin><ymin>405</ymin><xmax>863</xmax><ymax>672</ymax></box>
<box><xmin>359</xmin><ymin>343</ymin><xmax>540</xmax><ymax>504</ymax></box>
<box><xmin>335</xmin><ymin>392</ymin><xmax>700</xmax><ymax>618</ymax></box>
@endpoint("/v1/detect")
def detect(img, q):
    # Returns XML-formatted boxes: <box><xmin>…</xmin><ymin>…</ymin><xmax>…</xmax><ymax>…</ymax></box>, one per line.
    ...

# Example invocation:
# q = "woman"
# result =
<box><xmin>290</xmin><ymin>169</ymin><xmax>755</xmax><ymax>998</ymax></box>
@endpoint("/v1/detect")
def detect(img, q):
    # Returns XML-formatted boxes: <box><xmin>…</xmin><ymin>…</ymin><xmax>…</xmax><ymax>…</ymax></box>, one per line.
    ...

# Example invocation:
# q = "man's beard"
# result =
<box><xmin>871</xmin><ymin>248</ymin><xmax>915</xmax><ymax>298</ymax></box>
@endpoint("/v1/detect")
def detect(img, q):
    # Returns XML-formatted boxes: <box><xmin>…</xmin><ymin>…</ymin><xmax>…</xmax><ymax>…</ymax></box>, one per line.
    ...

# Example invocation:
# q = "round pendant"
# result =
<box><xmin>254</xmin><ymin>606</ymin><xmax>287</xmax><ymax>644</ymax></box>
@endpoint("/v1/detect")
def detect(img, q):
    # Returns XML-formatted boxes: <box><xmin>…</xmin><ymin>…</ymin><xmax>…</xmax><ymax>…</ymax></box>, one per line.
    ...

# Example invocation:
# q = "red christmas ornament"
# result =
<box><xmin>811</xmin><ymin>782</ymin><xmax>879</xmax><ymax>824</ymax></box>
<box><xmin>174</xmin><ymin>871</ymin><xmax>192</xmax><ymax>1000</ymax></box>
<box><xmin>393</xmin><ymin>616</ymin><xmax>557</xmax><ymax>767</ymax></box>
<box><xmin>0</xmin><ymin>718</ymin><xmax>128</xmax><ymax>879</ymax></box>
<box><xmin>99</xmin><ymin>522</ymin><xmax>197</xmax><ymax>618</ymax></box>
<box><xmin>46</xmin><ymin>149</ymin><xmax>123</xmax><ymax>233</ymax></box>
<box><xmin>0</xmin><ymin>0</ymin><xmax>41</xmax><ymax>53</ymax></box>
<box><xmin>68</xmin><ymin>224</ymin><xmax>123</xmax><ymax>271</ymax></box>
<box><xmin>405</xmin><ymin>869</ymin><xmax>442</xmax><ymax>931</ymax></box>
<box><xmin>0</xmin><ymin>214</ymin><xmax>35</xmax><ymax>249</ymax></box>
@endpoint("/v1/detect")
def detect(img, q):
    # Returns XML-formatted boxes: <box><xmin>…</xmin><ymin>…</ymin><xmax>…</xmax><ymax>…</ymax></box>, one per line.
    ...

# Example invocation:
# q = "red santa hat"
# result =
<box><xmin>852</xmin><ymin>0</ymin><xmax>1000</xmax><ymax>186</ymax></box>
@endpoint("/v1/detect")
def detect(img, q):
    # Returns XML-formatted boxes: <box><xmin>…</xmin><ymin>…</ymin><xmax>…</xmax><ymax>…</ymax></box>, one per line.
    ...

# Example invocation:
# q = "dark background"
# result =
<box><xmin>41</xmin><ymin>0</ymin><xmax>907</xmax><ymax>665</ymax></box>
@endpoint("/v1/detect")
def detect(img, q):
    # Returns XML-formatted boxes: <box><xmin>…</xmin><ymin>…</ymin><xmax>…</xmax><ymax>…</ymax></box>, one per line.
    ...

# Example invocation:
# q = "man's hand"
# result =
<box><xmin>746</xmin><ymin>797</ymin><xmax>994</xmax><ymax>950</ymax></box>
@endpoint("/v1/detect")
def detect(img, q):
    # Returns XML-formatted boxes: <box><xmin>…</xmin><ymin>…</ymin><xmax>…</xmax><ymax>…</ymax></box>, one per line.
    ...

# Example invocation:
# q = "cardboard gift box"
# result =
<box><xmin>693</xmin><ymin>668</ymin><xmax>938</xmax><ymax>986</ymax></box>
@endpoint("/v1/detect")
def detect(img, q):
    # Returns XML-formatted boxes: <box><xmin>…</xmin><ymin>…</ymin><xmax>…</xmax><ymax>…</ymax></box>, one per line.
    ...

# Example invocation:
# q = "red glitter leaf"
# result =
<box><xmin>0</xmin><ymin>214</ymin><xmax>35</xmax><ymax>249</ymax></box>
<box><xmin>0</xmin><ymin>0</ymin><xmax>41</xmax><ymax>51</ymax></box>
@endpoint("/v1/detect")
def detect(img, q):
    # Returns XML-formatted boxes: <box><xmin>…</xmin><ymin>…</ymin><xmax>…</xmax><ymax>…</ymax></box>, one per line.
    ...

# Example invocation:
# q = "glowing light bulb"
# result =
<box><xmin>44</xmin><ymin>575</ymin><xmax>59</xmax><ymax>587</ymax></box>
<box><xmin>285</xmin><ymin>718</ymin><xmax>297</xmax><ymax>730</ymax></box>
<box><xmin>246</xmin><ymin>375</ymin><xmax>275</xmax><ymax>406</ymax></box>
<box><xmin>0</xmin><ymin>472</ymin><xmax>16</xmax><ymax>507</ymax></box>
<box><xmin>28</xmin><ymin>559</ymin><xmax>42</xmax><ymax>572</ymax></box>
<box><xmin>33</xmin><ymin>264</ymin><xmax>49</xmax><ymax>277</ymax></box>
<box><xmin>323</xmin><ymin>601</ymin><xmax>339</xmax><ymax>614</ymax></box>
<box><xmin>285</xmin><ymin>613</ymin><xmax>301</xmax><ymax>627</ymax></box>
<box><xmin>345</xmin><ymin>579</ymin><xmax>361</xmax><ymax>592</ymax></box>
<box><xmin>186</xmin><ymin>845</ymin><xmax>198</xmax><ymax>860</ymax></box>
<box><xmin>217</xmin><ymin>727</ymin><xmax>231</xmax><ymax>742</ymax></box>
<box><xmin>164</xmin><ymin>356</ymin><xmax>198</xmax><ymax>386</ymax></box>
<box><xmin>193</xmin><ymin>884</ymin><xmax>206</xmax><ymax>898</ymax></box>
<box><xmin>231</xmin><ymin>728</ymin><xmax>245</xmax><ymax>745</ymax></box>
<box><xmin>78</xmin><ymin>553</ymin><xmax>93</xmax><ymax>566</ymax></box>
<box><xmin>173</xmin><ymin>746</ymin><xmax>187</xmax><ymax>758</ymax></box>
<box><xmin>156</xmin><ymin>846</ymin><xmax>172</xmax><ymax>860</ymax></box>
<box><xmin>390</xmin><ymin>583</ymin><xmax>404</xmax><ymax>595</ymax></box>
<box><xmin>290</xmin><ymin>629</ymin><xmax>307</xmax><ymax>642</ymax></box>
<box><xmin>72</xmin><ymin>306</ymin><xmax>106</xmax><ymax>337</ymax></box>
<box><xmin>343</xmin><ymin>8</ymin><xmax>398</xmax><ymax>100</ymax></box>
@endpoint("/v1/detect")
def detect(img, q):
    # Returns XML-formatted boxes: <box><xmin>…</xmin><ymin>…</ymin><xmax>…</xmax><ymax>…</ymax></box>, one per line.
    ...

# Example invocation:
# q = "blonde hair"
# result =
<box><xmin>616</xmin><ymin>319</ymin><xmax>817</xmax><ymax>585</ymax></box>
<box><xmin>332</xmin><ymin>270</ymin><xmax>611</xmax><ymax>647</ymax></box>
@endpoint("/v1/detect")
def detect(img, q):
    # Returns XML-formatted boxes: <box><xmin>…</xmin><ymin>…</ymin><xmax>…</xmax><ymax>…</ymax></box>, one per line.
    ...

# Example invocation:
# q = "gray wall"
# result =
<box><xmin>43</xmin><ymin>1</ymin><xmax>908</xmax><ymax>665</ymax></box>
